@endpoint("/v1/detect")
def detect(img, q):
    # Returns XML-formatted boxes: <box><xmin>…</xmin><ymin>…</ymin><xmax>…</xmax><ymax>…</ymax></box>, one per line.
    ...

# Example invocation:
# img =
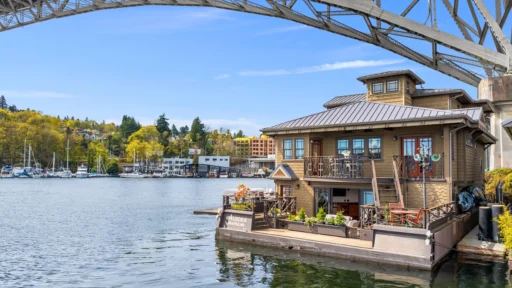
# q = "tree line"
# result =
<box><xmin>0</xmin><ymin>103</ymin><xmax>247</xmax><ymax>172</ymax></box>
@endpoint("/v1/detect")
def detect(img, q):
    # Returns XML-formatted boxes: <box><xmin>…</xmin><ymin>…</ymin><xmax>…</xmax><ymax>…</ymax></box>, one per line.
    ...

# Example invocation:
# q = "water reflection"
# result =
<box><xmin>215</xmin><ymin>241</ymin><xmax>511</xmax><ymax>288</ymax></box>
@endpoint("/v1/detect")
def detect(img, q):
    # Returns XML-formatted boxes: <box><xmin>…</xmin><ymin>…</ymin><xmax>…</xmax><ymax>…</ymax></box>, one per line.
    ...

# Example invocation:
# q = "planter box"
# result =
<box><xmin>311</xmin><ymin>223</ymin><xmax>347</xmax><ymax>237</ymax></box>
<box><xmin>360</xmin><ymin>228</ymin><xmax>374</xmax><ymax>242</ymax></box>
<box><xmin>286</xmin><ymin>220</ymin><xmax>311</xmax><ymax>233</ymax></box>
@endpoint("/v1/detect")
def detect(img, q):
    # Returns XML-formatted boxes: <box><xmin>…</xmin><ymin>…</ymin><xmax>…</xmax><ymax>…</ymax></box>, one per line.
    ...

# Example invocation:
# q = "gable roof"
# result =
<box><xmin>357</xmin><ymin>70</ymin><xmax>425</xmax><ymax>85</ymax></box>
<box><xmin>323</xmin><ymin>93</ymin><xmax>366</xmax><ymax>109</ymax></box>
<box><xmin>262</xmin><ymin>101</ymin><xmax>483</xmax><ymax>132</ymax></box>
<box><xmin>269</xmin><ymin>164</ymin><xmax>298</xmax><ymax>181</ymax></box>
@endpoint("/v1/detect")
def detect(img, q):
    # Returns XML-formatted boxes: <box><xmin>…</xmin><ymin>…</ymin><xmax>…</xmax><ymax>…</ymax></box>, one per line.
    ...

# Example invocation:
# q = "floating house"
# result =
<box><xmin>216</xmin><ymin>70</ymin><xmax>497</xmax><ymax>270</ymax></box>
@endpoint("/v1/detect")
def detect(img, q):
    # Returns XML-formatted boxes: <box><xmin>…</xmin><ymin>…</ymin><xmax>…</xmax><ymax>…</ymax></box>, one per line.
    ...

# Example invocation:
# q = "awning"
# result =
<box><xmin>502</xmin><ymin>118</ymin><xmax>512</xmax><ymax>140</ymax></box>
<box><xmin>268</xmin><ymin>164</ymin><xmax>298</xmax><ymax>181</ymax></box>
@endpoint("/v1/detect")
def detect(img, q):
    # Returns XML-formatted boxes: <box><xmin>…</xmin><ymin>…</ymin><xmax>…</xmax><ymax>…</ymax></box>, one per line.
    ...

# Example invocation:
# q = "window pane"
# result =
<box><xmin>368</xmin><ymin>138</ymin><xmax>382</xmax><ymax>159</ymax></box>
<box><xmin>372</xmin><ymin>82</ymin><xmax>383</xmax><ymax>94</ymax></box>
<box><xmin>419</xmin><ymin>137</ymin><xmax>432</xmax><ymax>155</ymax></box>
<box><xmin>337</xmin><ymin>139</ymin><xmax>350</xmax><ymax>157</ymax></box>
<box><xmin>352</xmin><ymin>139</ymin><xmax>365</xmax><ymax>156</ymax></box>
<box><xmin>386</xmin><ymin>80</ymin><xmax>398</xmax><ymax>92</ymax></box>
<box><xmin>283</xmin><ymin>140</ymin><xmax>292</xmax><ymax>160</ymax></box>
<box><xmin>295</xmin><ymin>139</ymin><xmax>304</xmax><ymax>159</ymax></box>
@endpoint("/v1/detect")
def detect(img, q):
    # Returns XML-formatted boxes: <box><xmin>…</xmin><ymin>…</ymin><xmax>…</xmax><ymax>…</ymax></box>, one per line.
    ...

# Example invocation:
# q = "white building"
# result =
<box><xmin>199</xmin><ymin>156</ymin><xmax>230</xmax><ymax>168</ymax></box>
<box><xmin>162</xmin><ymin>158</ymin><xmax>192</xmax><ymax>175</ymax></box>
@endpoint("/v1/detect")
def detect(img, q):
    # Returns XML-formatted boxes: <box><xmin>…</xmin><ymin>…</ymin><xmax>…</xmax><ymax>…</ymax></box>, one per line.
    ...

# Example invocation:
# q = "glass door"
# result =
<box><xmin>310</xmin><ymin>139</ymin><xmax>323</xmax><ymax>176</ymax></box>
<box><xmin>401</xmin><ymin>136</ymin><xmax>433</xmax><ymax>177</ymax></box>
<box><xmin>314</xmin><ymin>187</ymin><xmax>330</xmax><ymax>215</ymax></box>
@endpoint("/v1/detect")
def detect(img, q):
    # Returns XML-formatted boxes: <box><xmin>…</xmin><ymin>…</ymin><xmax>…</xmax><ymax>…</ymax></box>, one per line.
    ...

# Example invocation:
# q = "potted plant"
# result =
<box><xmin>316</xmin><ymin>207</ymin><xmax>326</xmax><ymax>224</ymax></box>
<box><xmin>313</xmin><ymin>211</ymin><xmax>347</xmax><ymax>237</ymax></box>
<box><xmin>285</xmin><ymin>207</ymin><xmax>312</xmax><ymax>233</ymax></box>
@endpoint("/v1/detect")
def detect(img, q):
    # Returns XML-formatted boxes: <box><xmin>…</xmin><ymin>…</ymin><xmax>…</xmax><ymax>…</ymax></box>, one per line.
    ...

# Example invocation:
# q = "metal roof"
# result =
<box><xmin>323</xmin><ymin>93</ymin><xmax>366</xmax><ymax>109</ymax></box>
<box><xmin>262</xmin><ymin>101</ymin><xmax>483</xmax><ymax>132</ymax></box>
<box><xmin>357</xmin><ymin>70</ymin><xmax>425</xmax><ymax>85</ymax></box>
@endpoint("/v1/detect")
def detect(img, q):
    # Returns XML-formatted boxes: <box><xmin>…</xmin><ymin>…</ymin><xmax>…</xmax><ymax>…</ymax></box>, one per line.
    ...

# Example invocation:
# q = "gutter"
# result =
<box><xmin>448</xmin><ymin>94</ymin><xmax>464</xmax><ymax>110</ymax></box>
<box><xmin>449</xmin><ymin>123</ymin><xmax>468</xmax><ymax>202</ymax></box>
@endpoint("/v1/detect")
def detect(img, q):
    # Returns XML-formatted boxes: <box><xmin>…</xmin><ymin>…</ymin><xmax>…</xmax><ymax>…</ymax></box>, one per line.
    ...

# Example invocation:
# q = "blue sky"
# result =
<box><xmin>0</xmin><ymin>5</ymin><xmax>480</xmax><ymax>136</ymax></box>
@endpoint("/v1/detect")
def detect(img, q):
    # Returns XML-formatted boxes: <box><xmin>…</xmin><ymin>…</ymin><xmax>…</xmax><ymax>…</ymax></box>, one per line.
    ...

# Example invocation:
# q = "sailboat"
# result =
<box><xmin>1</xmin><ymin>166</ymin><xmax>14</xmax><ymax>178</ymax></box>
<box><xmin>120</xmin><ymin>149</ymin><xmax>144</xmax><ymax>178</ymax></box>
<box><xmin>59</xmin><ymin>138</ymin><xmax>72</xmax><ymax>178</ymax></box>
<box><xmin>90</xmin><ymin>155</ymin><xmax>108</xmax><ymax>177</ymax></box>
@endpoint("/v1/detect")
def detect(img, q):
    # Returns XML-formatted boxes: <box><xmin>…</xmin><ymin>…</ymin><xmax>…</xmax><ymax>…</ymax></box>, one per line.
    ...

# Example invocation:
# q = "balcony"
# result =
<box><xmin>304</xmin><ymin>156</ymin><xmax>366</xmax><ymax>179</ymax></box>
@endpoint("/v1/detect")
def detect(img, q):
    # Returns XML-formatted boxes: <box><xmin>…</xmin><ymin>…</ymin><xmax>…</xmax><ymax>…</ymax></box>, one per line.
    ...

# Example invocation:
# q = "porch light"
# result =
<box><xmin>393</xmin><ymin>136</ymin><xmax>398</xmax><ymax>141</ymax></box>
<box><xmin>295</xmin><ymin>184</ymin><xmax>300</xmax><ymax>189</ymax></box>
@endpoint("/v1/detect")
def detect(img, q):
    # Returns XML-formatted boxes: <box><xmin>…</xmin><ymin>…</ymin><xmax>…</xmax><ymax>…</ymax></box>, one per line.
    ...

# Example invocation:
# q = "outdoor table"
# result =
<box><xmin>389</xmin><ymin>210</ymin><xmax>418</xmax><ymax>224</ymax></box>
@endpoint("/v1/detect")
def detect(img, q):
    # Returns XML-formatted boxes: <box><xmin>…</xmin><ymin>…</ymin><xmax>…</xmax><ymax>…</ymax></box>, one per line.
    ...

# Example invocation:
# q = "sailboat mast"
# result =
<box><xmin>133</xmin><ymin>149</ymin><xmax>136</xmax><ymax>173</ymax></box>
<box><xmin>23</xmin><ymin>138</ymin><xmax>26</xmax><ymax>167</ymax></box>
<box><xmin>28</xmin><ymin>145</ymin><xmax>31</xmax><ymax>168</ymax></box>
<box><xmin>53</xmin><ymin>152</ymin><xmax>55</xmax><ymax>173</ymax></box>
<box><xmin>66</xmin><ymin>138</ymin><xmax>69</xmax><ymax>171</ymax></box>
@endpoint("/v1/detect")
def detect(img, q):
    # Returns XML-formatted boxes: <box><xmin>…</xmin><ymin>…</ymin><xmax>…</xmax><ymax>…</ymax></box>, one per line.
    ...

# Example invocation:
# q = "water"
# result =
<box><xmin>0</xmin><ymin>178</ymin><xmax>509</xmax><ymax>287</ymax></box>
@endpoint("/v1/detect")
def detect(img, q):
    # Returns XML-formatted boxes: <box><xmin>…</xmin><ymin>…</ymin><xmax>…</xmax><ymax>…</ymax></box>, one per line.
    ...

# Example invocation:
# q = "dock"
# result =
<box><xmin>193</xmin><ymin>208</ymin><xmax>220</xmax><ymax>215</ymax></box>
<box><xmin>456</xmin><ymin>226</ymin><xmax>506</xmax><ymax>257</ymax></box>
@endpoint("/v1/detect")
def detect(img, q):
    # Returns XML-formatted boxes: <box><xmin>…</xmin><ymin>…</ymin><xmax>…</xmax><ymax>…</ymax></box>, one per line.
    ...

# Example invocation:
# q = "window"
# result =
<box><xmin>295</xmin><ymin>139</ymin><xmax>304</xmax><ymax>159</ymax></box>
<box><xmin>283</xmin><ymin>139</ymin><xmax>293</xmax><ymax>160</ymax></box>
<box><xmin>337</xmin><ymin>139</ymin><xmax>350</xmax><ymax>157</ymax></box>
<box><xmin>205</xmin><ymin>158</ymin><xmax>210</xmax><ymax>161</ymax></box>
<box><xmin>386</xmin><ymin>80</ymin><xmax>399</xmax><ymax>92</ymax></box>
<box><xmin>372</xmin><ymin>82</ymin><xmax>384</xmax><ymax>94</ymax></box>
<box><xmin>281</xmin><ymin>185</ymin><xmax>292</xmax><ymax>197</ymax></box>
<box><xmin>368</xmin><ymin>138</ymin><xmax>382</xmax><ymax>159</ymax></box>
<box><xmin>352</xmin><ymin>139</ymin><xmax>365</xmax><ymax>156</ymax></box>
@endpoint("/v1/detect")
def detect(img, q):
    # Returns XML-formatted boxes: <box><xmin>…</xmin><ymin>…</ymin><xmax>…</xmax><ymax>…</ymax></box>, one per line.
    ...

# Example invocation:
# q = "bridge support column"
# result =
<box><xmin>478</xmin><ymin>75</ymin><xmax>512</xmax><ymax>170</ymax></box>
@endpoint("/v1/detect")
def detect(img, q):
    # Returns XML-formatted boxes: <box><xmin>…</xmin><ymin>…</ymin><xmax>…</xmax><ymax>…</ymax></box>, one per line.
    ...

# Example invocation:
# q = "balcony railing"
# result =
<box><xmin>392</xmin><ymin>154</ymin><xmax>445</xmax><ymax>180</ymax></box>
<box><xmin>304</xmin><ymin>156</ymin><xmax>366</xmax><ymax>178</ymax></box>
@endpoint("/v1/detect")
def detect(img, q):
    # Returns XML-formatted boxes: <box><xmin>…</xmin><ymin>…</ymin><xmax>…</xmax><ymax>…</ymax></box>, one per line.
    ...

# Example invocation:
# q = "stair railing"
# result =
<box><xmin>392</xmin><ymin>158</ymin><xmax>405</xmax><ymax>208</ymax></box>
<box><xmin>371</xmin><ymin>160</ymin><xmax>380</xmax><ymax>207</ymax></box>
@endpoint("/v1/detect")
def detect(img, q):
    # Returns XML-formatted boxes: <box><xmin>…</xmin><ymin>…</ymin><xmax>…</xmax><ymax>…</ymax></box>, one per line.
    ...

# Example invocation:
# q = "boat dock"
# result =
<box><xmin>193</xmin><ymin>208</ymin><xmax>220</xmax><ymax>215</ymax></box>
<box><xmin>456</xmin><ymin>226</ymin><xmax>506</xmax><ymax>258</ymax></box>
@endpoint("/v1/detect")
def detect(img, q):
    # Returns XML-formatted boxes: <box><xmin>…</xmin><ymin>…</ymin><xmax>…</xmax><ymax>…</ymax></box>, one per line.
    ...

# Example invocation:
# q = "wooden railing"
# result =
<box><xmin>427</xmin><ymin>201</ymin><xmax>455</xmax><ymax>226</ymax></box>
<box><xmin>304</xmin><ymin>156</ymin><xmax>365</xmax><ymax>178</ymax></box>
<box><xmin>263</xmin><ymin>196</ymin><xmax>297</xmax><ymax>228</ymax></box>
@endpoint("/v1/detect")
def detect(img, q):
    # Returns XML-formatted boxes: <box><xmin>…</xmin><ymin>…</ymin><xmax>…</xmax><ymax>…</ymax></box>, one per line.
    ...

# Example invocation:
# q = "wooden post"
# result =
<box><xmin>372</xmin><ymin>160</ymin><xmax>380</xmax><ymax>207</ymax></box>
<box><xmin>393</xmin><ymin>159</ymin><xmax>405</xmax><ymax>208</ymax></box>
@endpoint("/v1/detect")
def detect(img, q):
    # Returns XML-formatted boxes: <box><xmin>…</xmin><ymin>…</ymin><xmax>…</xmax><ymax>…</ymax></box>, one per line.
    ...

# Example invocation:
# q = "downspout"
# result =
<box><xmin>449</xmin><ymin>94</ymin><xmax>464</xmax><ymax>110</ymax></box>
<box><xmin>449</xmin><ymin>123</ymin><xmax>468</xmax><ymax>202</ymax></box>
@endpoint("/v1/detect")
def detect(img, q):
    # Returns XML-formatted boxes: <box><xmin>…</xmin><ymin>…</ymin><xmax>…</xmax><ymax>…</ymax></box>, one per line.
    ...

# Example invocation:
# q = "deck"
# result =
<box><xmin>456</xmin><ymin>226</ymin><xmax>506</xmax><ymax>257</ymax></box>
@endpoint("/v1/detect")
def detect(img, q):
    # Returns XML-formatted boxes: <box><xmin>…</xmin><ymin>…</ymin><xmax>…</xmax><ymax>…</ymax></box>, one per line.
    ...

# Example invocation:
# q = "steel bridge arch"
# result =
<box><xmin>1</xmin><ymin>0</ymin><xmax>511</xmax><ymax>86</ymax></box>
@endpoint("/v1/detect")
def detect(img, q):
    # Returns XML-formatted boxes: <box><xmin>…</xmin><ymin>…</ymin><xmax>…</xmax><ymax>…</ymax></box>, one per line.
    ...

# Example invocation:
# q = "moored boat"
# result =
<box><xmin>1</xmin><ymin>166</ymin><xmax>14</xmax><ymax>178</ymax></box>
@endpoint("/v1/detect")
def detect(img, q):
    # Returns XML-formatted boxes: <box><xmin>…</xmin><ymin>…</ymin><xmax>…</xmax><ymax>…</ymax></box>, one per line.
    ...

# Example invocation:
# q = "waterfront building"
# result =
<box><xmin>162</xmin><ymin>158</ymin><xmax>192</xmax><ymax>175</ymax></box>
<box><xmin>250</xmin><ymin>136</ymin><xmax>275</xmax><ymax>157</ymax></box>
<box><xmin>198</xmin><ymin>156</ymin><xmax>230</xmax><ymax>168</ymax></box>
<box><xmin>233</xmin><ymin>138</ymin><xmax>250</xmax><ymax>157</ymax></box>
<box><xmin>262</xmin><ymin>70</ymin><xmax>495</xmax><ymax>217</ymax></box>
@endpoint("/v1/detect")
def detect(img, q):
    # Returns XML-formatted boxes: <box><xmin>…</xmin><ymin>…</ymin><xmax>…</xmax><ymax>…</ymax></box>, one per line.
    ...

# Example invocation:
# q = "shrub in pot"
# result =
<box><xmin>316</xmin><ymin>207</ymin><xmax>326</xmax><ymax>224</ymax></box>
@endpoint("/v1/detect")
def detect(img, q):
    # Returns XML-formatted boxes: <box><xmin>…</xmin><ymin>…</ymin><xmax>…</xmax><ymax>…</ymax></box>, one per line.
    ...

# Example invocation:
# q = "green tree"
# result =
<box><xmin>0</xmin><ymin>95</ymin><xmax>7</xmax><ymax>110</ymax></box>
<box><xmin>106</xmin><ymin>159</ymin><xmax>120</xmax><ymax>175</ymax></box>
<box><xmin>234</xmin><ymin>130</ymin><xmax>245</xmax><ymax>138</ymax></box>
<box><xmin>179</xmin><ymin>125</ymin><xmax>189</xmax><ymax>136</ymax></box>
<box><xmin>120</xmin><ymin>115</ymin><xmax>141</xmax><ymax>140</ymax></box>
<box><xmin>171</xmin><ymin>124</ymin><xmax>179</xmax><ymax>137</ymax></box>
<box><xmin>156</xmin><ymin>114</ymin><xmax>170</xmax><ymax>134</ymax></box>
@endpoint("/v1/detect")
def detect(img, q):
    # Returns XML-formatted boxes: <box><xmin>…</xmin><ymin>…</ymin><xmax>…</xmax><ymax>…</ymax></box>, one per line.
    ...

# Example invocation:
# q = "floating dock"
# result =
<box><xmin>193</xmin><ymin>208</ymin><xmax>220</xmax><ymax>215</ymax></box>
<box><xmin>456</xmin><ymin>226</ymin><xmax>506</xmax><ymax>257</ymax></box>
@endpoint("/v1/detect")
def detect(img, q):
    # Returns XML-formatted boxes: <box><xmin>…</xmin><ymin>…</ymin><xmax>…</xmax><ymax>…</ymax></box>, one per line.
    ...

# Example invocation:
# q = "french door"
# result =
<box><xmin>401</xmin><ymin>136</ymin><xmax>433</xmax><ymax>177</ymax></box>
<box><xmin>314</xmin><ymin>187</ymin><xmax>331</xmax><ymax>215</ymax></box>
<box><xmin>310</xmin><ymin>139</ymin><xmax>323</xmax><ymax>176</ymax></box>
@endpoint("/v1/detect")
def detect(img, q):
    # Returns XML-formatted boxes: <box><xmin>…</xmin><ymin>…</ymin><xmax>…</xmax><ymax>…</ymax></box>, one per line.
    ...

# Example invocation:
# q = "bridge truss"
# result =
<box><xmin>0</xmin><ymin>0</ymin><xmax>511</xmax><ymax>86</ymax></box>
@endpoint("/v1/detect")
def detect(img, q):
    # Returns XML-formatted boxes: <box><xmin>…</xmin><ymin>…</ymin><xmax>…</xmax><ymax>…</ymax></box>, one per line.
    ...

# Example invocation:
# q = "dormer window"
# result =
<box><xmin>386</xmin><ymin>80</ymin><xmax>399</xmax><ymax>92</ymax></box>
<box><xmin>372</xmin><ymin>82</ymin><xmax>384</xmax><ymax>94</ymax></box>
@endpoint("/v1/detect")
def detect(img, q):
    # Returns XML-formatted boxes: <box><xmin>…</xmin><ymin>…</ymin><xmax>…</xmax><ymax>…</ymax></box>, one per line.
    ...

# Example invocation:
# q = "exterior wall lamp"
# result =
<box><xmin>295</xmin><ymin>184</ymin><xmax>300</xmax><ymax>189</ymax></box>
<box><xmin>393</xmin><ymin>136</ymin><xmax>398</xmax><ymax>141</ymax></box>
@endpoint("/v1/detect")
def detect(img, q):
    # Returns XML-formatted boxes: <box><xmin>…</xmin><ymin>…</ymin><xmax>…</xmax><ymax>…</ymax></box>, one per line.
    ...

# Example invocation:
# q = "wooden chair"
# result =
<box><xmin>405</xmin><ymin>209</ymin><xmax>424</xmax><ymax>227</ymax></box>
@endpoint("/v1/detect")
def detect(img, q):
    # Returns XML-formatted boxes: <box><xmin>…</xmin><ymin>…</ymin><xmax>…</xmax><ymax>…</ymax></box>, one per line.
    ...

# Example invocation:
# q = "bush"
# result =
<box><xmin>334</xmin><ymin>212</ymin><xmax>346</xmax><ymax>226</ymax></box>
<box><xmin>495</xmin><ymin>209</ymin><xmax>512</xmax><ymax>250</ymax></box>
<box><xmin>287</xmin><ymin>214</ymin><xmax>296</xmax><ymax>221</ymax></box>
<box><xmin>297</xmin><ymin>208</ymin><xmax>306</xmax><ymax>221</ymax></box>
<box><xmin>325</xmin><ymin>217</ymin><xmax>335</xmax><ymax>225</ymax></box>
<box><xmin>316</xmin><ymin>207</ymin><xmax>326</xmax><ymax>222</ymax></box>
<box><xmin>304</xmin><ymin>217</ymin><xmax>317</xmax><ymax>227</ymax></box>
<box><xmin>231</xmin><ymin>203</ymin><xmax>251</xmax><ymax>211</ymax></box>
<box><xmin>485</xmin><ymin>168</ymin><xmax>512</xmax><ymax>197</ymax></box>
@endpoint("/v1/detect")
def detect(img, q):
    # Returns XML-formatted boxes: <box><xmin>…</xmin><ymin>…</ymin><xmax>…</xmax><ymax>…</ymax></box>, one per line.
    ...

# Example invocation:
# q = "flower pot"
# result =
<box><xmin>286</xmin><ymin>220</ymin><xmax>312</xmax><ymax>233</ymax></box>
<box><xmin>311</xmin><ymin>223</ymin><xmax>347</xmax><ymax>237</ymax></box>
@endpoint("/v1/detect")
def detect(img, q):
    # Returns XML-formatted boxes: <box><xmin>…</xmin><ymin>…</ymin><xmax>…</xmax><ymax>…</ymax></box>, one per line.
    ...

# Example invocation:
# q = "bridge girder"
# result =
<box><xmin>0</xmin><ymin>0</ymin><xmax>511</xmax><ymax>87</ymax></box>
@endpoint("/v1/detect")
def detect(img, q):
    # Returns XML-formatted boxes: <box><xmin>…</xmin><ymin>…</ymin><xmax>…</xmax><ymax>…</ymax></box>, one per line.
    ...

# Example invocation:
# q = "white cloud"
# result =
<box><xmin>215</xmin><ymin>74</ymin><xmax>230</xmax><ymax>79</ymax></box>
<box><xmin>99</xmin><ymin>9</ymin><xmax>233</xmax><ymax>34</ymax></box>
<box><xmin>239</xmin><ymin>59</ymin><xmax>405</xmax><ymax>76</ymax></box>
<box><xmin>0</xmin><ymin>90</ymin><xmax>74</xmax><ymax>98</ymax></box>
<box><xmin>256</xmin><ymin>25</ymin><xmax>309</xmax><ymax>35</ymax></box>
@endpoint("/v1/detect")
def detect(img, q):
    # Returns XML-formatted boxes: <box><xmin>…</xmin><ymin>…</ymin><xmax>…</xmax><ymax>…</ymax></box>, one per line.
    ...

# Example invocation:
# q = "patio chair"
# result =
<box><xmin>405</xmin><ymin>209</ymin><xmax>424</xmax><ymax>227</ymax></box>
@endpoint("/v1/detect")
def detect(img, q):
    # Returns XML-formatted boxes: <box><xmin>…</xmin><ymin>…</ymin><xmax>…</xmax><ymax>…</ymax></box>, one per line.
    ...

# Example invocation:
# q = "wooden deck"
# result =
<box><xmin>456</xmin><ymin>226</ymin><xmax>506</xmax><ymax>257</ymax></box>
<box><xmin>252</xmin><ymin>228</ymin><xmax>373</xmax><ymax>249</ymax></box>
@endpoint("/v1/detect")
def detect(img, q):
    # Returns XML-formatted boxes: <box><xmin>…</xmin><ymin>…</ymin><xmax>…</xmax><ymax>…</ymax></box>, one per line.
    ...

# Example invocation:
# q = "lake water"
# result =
<box><xmin>0</xmin><ymin>178</ymin><xmax>509</xmax><ymax>287</ymax></box>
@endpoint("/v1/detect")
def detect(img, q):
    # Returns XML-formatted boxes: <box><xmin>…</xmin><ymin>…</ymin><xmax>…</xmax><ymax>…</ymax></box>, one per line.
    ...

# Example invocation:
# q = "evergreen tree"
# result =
<box><xmin>171</xmin><ymin>124</ymin><xmax>179</xmax><ymax>137</ymax></box>
<box><xmin>234</xmin><ymin>130</ymin><xmax>245</xmax><ymax>138</ymax></box>
<box><xmin>179</xmin><ymin>125</ymin><xmax>189</xmax><ymax>135</ymax></box>
<box><xmin>120</xmin><ymin>115</ymin><xmax>141</xmax><ymax>139</ymax></box>
<box><xmin>0</xmin><ymin>95</ymin><xmax>7</xmax><ymax>109</ymax></box>
<box><xmin>190</xmin><ymin>117</ymin><xmax>206</xmax><ymax>143</ymax></box>
<box><xmin>156</xmin><ymin>113</ymin><xmax>170</xmax><ymax>134</ymax></box>
<box><xmin>8</xmin><ymin>105</ymin><xmax>17</xmax><ymax>112</ymax></box>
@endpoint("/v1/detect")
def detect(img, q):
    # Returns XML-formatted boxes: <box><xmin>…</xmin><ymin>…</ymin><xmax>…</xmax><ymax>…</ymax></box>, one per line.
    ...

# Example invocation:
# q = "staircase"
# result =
<box><xmin>253</xmin><ymin>213</ymin><xmax>271</xmax><ymax>230</ymax></box>
<box><xmin>371</xmin><ymin>160</ymin><xmax>405</xmax><ymax>208</ymax></box>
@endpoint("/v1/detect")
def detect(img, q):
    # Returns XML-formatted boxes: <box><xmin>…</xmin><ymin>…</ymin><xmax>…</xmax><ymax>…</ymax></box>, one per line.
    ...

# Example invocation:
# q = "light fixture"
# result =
<box><xmin>295</xmin><ymin>184</ymin><xmax>300</xmax><ymax>189</ymax></box>
<box><xmin>393</xmin><ymin>136</ymin><xmax>398</xmax><ymax>141</ymax></box>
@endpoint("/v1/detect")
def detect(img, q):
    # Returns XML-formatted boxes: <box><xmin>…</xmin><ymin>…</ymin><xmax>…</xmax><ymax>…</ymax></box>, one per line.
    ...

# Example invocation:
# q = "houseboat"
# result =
<box><xmin>216</xmin><ymin>70</ymin><xmax>496</xmax><ymax>270</ymax></box>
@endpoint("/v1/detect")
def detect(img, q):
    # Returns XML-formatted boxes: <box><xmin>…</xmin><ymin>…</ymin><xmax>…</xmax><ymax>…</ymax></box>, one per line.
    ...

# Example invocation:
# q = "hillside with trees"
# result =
<box><xmin>0</xmin><ymin>97</ymin><xmax>247</xmax><ymax>172</ymax></box>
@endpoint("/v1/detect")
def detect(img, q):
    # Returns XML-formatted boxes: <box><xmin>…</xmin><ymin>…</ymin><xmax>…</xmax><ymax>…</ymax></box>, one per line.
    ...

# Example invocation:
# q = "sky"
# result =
<box><xmin>0</xmin><ymin>4</ymin><xmax>485</xmax><ymax>136</ymax></box>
